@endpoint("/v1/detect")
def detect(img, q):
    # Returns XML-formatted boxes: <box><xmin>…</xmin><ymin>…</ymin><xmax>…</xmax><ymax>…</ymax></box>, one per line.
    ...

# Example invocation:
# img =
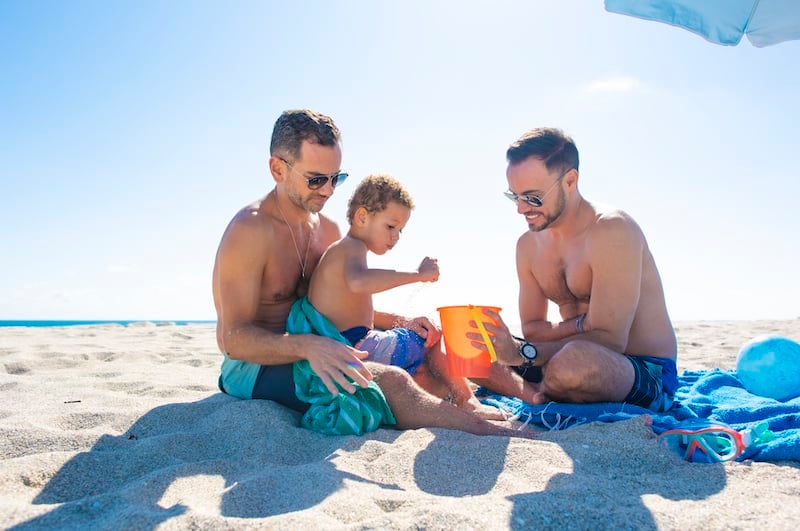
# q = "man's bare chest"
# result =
<box><xmin>533</xmin><ymin>247</ymin><xmax>591</xmax><ymax>305</ymax></box>
<box><xmin>260</xmin><ymin>252</ymin><xmax>311</xmax><ymax>304</ymax></box>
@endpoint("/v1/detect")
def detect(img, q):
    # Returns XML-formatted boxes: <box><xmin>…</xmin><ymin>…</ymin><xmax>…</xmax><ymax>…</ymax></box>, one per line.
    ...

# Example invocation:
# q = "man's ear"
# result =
<box><xmin>564</xmin><ymin>168</ymin><xmax>579</xmax><ymax>189</ymax></box>
<box><xmin>269</xmin><ymin>155</ymin><xmax>287</xmax><ymax>183</ymax></box>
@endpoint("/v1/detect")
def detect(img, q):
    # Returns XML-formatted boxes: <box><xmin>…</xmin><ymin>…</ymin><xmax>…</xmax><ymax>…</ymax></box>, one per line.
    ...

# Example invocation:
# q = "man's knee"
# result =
<box><xmin>543</xmin><ymin>341</ymin><xmax>600</xmax><ymax>394</ymax></box>
<box><xmin>557</xmin><ymin>339</ymin><xmax>596</xmax><ymax>357</ymax></box>
<box><xmin>543</xmin><ymin>363</ymin><xmax>587</xmax><ymax>396</ymax></box>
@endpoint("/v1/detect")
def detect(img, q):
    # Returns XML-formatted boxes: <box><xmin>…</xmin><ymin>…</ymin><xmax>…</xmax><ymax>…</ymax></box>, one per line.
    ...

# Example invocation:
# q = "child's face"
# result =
<box><xmin>363</xmin><ymin>201</ymin><xmax>411</xmax><ymax>255</ymax></box>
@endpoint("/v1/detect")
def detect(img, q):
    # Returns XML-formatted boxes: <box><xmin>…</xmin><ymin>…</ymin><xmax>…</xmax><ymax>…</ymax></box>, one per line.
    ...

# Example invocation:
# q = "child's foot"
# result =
<box><xmin>463</xmin><ymin>396</ymin><xmax>509</xmax><ymax>421</ymax></box>
<box><xmin>488</xmin><ymin>419</ymin><xmax>538</xmax><ymax>439</ymax></box>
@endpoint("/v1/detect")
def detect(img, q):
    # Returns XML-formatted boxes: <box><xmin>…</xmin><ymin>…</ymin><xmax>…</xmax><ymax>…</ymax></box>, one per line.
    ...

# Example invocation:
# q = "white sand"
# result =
<box><xmin>1</xmin><ymin>320</ymin><xmax>799</xmax><ymax>529</ymax></box>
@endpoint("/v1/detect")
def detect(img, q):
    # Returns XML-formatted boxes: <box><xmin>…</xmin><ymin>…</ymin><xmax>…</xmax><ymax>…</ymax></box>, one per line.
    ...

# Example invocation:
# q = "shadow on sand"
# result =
<box><xmin>16</xmin><ymin>398</ymin><xmax>725</xmax><ymax>529</ymax></box>
<box><xmin>15</xmin><ymin>394</ymin><xmax>402</xmax><ymax>528</ymax></box>
<box><xmin>411</xmin><ymin>418</ymin><xmax>726</xmax><ymax>529</ymax></box>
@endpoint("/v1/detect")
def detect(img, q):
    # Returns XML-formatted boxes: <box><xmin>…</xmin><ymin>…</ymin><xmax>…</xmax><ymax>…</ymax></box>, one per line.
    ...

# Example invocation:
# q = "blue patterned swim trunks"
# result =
<box><xmin>623</xmin><ymin>355</ymin><xmax>678</xmax><ymax>412</ymax></box>
<box><xmin>353</xmin><ymin>328</ymin><xmax>426</xmax><ymax>375</ymax></box>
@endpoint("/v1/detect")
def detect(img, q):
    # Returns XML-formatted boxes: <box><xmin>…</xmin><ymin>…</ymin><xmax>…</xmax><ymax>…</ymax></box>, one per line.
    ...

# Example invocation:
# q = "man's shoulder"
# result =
<box><xmin>318</xmin><ymin>211</ymin><xmax>340</xmax><ymax>230</ymax></box>
<box><xmin>591</xmin><ymin>203</ymin><xmax>639</xmax><ymax>228</ymax></box>
<box><xmin>236</xmin><ymin>197</ymin><xmax>269</xmax><ymax>221</ymax></box>
<box><xmin>317</xmin><ymin>212</ymin><xmax>343</xmax><ymax>242</ymax></box>
<box><xmin>590</xmin><ymin>205</ymin><xmax>646</xmax><ymax>245</ymax></box>
<box><xmin>221</xmin><ymin>199</ymin><xmax>275</xmax><ymax>244</ymax></box>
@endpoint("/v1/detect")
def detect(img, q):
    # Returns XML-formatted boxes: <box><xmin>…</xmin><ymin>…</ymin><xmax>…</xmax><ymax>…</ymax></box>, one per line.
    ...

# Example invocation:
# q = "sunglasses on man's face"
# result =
<box><xmin>503</xmin><ymin>190</ymin><xmax>548</xmax><ymax>208</ymax></box>
<box><xmin>504</xmin><ymin>169</ymin><xmax>569</xmax><ymax>208</ymax></box>
<box><xmin>279</xmin><ymin>157</ymin><xmax>349</xmax><ymax>190</ymax></box>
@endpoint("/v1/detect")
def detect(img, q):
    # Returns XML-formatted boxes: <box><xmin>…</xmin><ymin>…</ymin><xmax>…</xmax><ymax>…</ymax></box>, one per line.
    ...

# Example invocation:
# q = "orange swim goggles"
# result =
<box><xmin>657</xmin><ymin>420</ymin><xmax>773</xmax><ymax>463</ymax></box>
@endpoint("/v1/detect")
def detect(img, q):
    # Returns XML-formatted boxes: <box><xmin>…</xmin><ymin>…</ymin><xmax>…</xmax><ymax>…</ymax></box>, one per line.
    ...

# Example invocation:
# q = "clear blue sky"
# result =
<box><xmin>2</xmin><ymin>1</ymin><xmax>798</xmax><ymax>322</ymax></box>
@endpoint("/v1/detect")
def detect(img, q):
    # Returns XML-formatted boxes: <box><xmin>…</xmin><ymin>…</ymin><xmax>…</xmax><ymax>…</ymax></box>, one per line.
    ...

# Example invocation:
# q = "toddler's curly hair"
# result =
<box><xmin>346</xmin><ymin>174</ymin><xmax>415</xmax><ymax>223</ymax></box>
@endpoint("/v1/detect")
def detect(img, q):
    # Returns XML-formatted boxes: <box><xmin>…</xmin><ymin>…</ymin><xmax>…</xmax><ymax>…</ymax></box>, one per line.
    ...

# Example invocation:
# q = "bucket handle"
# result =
<box><xmin>469</xmin><ymin>305</ymin><xmax>497</xmax><ymax>362</ymax></box>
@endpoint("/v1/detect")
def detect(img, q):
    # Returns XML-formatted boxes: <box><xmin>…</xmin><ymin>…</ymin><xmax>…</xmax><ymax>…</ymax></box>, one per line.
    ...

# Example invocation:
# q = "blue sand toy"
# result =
<box><xmin>736</xmin><ymin>335</ymin><xmax>800</xmax><ymax>401</ymax></box>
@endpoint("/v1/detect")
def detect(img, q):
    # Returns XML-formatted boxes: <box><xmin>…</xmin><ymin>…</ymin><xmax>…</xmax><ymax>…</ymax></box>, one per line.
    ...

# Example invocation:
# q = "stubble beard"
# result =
<box><xmin>305</xmin><ymin>199</ymin><xmax>324</xmax><ymax>214</ymax></box>
<box><xmin>527</xmin><ymin>187</ymin><xmax>566</xmax><ymax>232</ymax></box>
<box><xmin>287</xmin><ymin>188</ymin><xmax>326</xmax><ymax>215</ymax></box>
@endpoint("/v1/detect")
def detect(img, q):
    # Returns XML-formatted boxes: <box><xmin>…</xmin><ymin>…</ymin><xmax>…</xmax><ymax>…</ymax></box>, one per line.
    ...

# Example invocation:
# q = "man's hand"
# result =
<box><xmin>303</xmin><ymin>335</ymin><xmax>374</xmax><ymax>396</ymax></box>
<box><xmin>464</xmin><ymin>307</ymin><xmax>521</xmax><ymax>366</ymax></box>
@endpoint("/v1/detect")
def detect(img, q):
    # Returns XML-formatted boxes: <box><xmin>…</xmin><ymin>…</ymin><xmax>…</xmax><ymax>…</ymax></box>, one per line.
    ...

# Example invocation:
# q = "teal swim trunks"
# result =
<box><xmin>219</xmin><ymin>354</ymin><xmax>311</xmax><ymax>412</ymax></box>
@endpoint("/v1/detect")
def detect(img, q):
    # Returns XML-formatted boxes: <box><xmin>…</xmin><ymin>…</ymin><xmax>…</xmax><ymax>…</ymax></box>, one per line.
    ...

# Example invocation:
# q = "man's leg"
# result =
<box><xmin>536</xmin><ymin>339</ymin><xmax>634</xmax><ymax>403</ymax></box>
<box><xmin>408</xmin><ymin>359</ymin><xmax>449</xmax><ymax>398</ymax></box>
<box><xmin>368</xmin><ymin>363</ymin><xmax>534</xmax><ymax>438</ymax></box>
<box><xmin>250</xmin><ymin>363</ymin><xmax>311</xmax><ymax>412</ymax></box>
<box><xmin>474</xmin><ymin>339</ymin><xmax>634</xmax><ymax>405</ymax></box>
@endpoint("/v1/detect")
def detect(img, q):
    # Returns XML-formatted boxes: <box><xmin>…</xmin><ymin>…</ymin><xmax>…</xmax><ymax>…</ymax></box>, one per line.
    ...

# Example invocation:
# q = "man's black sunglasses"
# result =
<box><xmin>279</xmin><ymin>157</ymin><xmax>349</xmax><ymax>190</ymax></box>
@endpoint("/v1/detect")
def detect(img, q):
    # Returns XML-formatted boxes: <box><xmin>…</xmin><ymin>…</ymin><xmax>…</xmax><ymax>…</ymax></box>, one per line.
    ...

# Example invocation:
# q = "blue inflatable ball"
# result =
<box><xmin>736</xmin><ymin>335</ymin><xmax>800</xmax><ymax>401</ymax></box>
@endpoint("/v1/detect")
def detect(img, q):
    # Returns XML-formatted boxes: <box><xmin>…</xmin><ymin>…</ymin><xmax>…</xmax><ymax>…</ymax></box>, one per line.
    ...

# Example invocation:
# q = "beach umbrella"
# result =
<box><xmin>604</xmin><ymin>0</ymin><xmax>800</xmax><ymax>47</ymax></box>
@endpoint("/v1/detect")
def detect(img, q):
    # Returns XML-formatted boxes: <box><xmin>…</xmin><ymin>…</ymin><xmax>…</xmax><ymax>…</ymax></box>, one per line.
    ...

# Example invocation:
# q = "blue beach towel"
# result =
<box><xmin>479</xmin><ymin>368</ymin><xmax>800</xmax><ymax>462</ymax></box>
<box><xmin>286</xmin><ymin>296</ymin><xmax>396</xmax><ymax>435</ymax></box>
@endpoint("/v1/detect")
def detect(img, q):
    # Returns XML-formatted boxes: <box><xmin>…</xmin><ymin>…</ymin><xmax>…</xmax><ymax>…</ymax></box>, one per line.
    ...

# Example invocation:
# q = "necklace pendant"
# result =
<box><xmin>297</xmin><ymin>275</ymin><xmax>309</xmax><ymax>297</ymax></box>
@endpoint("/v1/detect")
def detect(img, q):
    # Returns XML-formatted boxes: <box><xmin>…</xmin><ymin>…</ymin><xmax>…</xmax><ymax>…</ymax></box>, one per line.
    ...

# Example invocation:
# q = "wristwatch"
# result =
<box><xmin>518</xmin><ymin>339</ymin><xmax>538</xmax><ymax>367</ymax></box>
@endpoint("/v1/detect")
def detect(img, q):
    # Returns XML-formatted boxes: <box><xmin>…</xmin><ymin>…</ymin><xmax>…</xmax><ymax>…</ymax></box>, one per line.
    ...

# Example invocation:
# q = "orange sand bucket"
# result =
<box><xmin>437</xmin><ymin>305</ymin><xmax>501</xmax><ymax>378</ymax></box>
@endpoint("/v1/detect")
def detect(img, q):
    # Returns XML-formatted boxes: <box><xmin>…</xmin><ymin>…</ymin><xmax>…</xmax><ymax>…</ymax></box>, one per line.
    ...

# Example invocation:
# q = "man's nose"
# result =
<box><xmin>319</xmin><ymin>179</ymin><xmax>336</xmax><ymax>196</ymax></box>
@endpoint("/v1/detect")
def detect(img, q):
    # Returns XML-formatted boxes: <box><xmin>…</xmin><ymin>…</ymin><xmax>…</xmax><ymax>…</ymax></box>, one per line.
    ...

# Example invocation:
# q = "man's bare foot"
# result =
<box><xmin>531</xmin><ymin>391</ymin><xmax>550</xmax><ymax>405</ymax></box>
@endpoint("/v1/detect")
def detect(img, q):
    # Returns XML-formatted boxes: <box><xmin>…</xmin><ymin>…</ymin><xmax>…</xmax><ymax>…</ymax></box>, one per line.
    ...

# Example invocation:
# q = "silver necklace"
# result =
<box><xmin>275</xmin><ymin>198</ymin><xmax>312</xmax><ymax>280</ymax></box>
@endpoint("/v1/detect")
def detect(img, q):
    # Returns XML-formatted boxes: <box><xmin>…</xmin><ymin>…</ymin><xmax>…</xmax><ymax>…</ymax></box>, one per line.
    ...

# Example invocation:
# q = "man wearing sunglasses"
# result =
<box><xmin>212</xmin><ymin>109</ymin><xmax>524</xmax><ymax>437</ymax></box>
<box><xmin>472</xmin><ymin>127</ymin><xmax>679</xmax><ymax>413</ymax></box>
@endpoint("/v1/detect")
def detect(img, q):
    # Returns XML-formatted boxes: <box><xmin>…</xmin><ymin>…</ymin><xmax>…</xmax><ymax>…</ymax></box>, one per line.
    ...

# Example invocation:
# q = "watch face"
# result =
<box><xmin>521</xmin><ymin>342</ymin><xmax>537</xmax><ymax>361</ymax></box>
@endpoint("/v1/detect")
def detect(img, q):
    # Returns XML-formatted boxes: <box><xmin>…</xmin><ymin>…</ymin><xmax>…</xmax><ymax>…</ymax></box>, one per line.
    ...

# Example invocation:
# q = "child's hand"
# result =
<box><xmin>401</xmin><ymin>315</ymin><xmax>442</xmax><ymax>348</ymax></box>
<box><xmin>417</xmin><ymin>256</ymin><xmax>440</xmax><ymax>282</ymax></box>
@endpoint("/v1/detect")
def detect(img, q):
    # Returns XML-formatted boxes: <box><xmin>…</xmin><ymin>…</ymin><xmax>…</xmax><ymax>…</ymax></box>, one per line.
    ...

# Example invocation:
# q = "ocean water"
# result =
<box><xmin>0</xmin><ymin>320</ymin><xmax>216</xmax><ymax>327</ymax></box>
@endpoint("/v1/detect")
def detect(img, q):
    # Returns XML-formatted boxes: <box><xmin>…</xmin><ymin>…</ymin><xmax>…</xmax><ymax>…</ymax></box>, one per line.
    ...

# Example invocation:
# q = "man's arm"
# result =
<box><xmin>523</xmin><ymin>214</ymin><xmax>644</xmax><ymax>358</ymax></box>
<box><xmin>214</xmin><ymin>216</ymin><xmax>305</xmax><ymax>364</ymax></box>
<box><xmin>576</xmin><ymin>213</ymin><xmax>644</xmax><ymax>353</ymax></box>
<box><xmin>517</xmin><ymin>236</ymin><xmax>583</xmax><ymax>342</ymax></box>
<box><xmin>214</xmin><ymin>214</ymin><xmax>372</xmax><ymax>394</ymax></box>
<box><xmin>485</xmin><ymin>214</ymin><xmax>645</xmax><ymax>366</ymax></box>
<box><xmin>213</xmin><ymin>216</ymin><xmax>279</xmax><ymax>364</ymax></box>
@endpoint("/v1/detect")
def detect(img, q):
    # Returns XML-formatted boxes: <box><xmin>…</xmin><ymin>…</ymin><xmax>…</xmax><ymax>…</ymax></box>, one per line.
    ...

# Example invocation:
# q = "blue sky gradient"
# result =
<box><xmin>2</xmin><ymin>1</ymin><xmax>799</xmax><ymax>321</ymax></box>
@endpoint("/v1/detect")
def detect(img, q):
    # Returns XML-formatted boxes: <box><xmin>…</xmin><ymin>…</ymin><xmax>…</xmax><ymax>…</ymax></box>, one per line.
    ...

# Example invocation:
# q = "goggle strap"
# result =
<box><xmin>743</xmin><ymin>421</ymin><xmax>775</xmax><ymax>446</ymax></box>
